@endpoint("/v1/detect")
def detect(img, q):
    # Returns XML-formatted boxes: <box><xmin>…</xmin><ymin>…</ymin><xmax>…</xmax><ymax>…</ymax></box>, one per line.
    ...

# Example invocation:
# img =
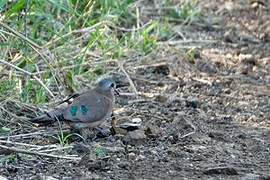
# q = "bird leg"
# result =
<box><xmin>78</xmin><ymin>128</ymin><xmax>96</xmax><ymax>142</ymax></box>
<box><xmin>94</xmin><ymin>127</ymin><xmax>112</xmax><ymax>138</ymax></box>
<box><xmin>77</xmin><ymin>127</ymin><xmax>112</xmax><ymax>143</ymax></box>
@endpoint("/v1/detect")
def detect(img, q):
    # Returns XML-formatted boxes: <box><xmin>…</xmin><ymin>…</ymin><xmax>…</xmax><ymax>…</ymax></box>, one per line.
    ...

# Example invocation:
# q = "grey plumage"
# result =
<box><xmin>31</xmin><ymin>78</ymin><xmax>117</xmax><ymax>131</ymax></box>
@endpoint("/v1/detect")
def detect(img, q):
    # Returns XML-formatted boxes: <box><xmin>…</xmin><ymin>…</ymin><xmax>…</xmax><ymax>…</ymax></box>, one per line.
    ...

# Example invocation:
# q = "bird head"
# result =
<box><xmin>96</xmin><ymin>78</ymin><xmax>119</xmax><ymax>96</ymax></box>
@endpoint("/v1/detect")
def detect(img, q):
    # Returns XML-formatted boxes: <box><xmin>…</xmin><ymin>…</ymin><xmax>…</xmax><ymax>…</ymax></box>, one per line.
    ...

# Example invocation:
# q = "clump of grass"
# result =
<box><xmin>95</xmin><ymin>145</ymin><xmax>107</xmax><ymax>158</ymax></box>
<box><xmin>0</xmin><ymin>154</ymin><xmax>18</xmax><ymax>166</ymax></box>
<box><xmin>163</xmin><ymin>0</ymin><xmax>201</xmax><ymax>25</ymax></box>
<box><xmin>0</xmin><ymin>0</ymin><xmax>203</xmax><ymax>134</ymax></box>
<box><xmin>185</xmin><ymin>48</ymin><xmax>196</xmax><ymax>63</ymax></box>
<box><xmin>0</xmin><ymin>79</ymin><xmax>17</xmax><ymax>97</ymax></box>
<box><xmin>0</xmin><ymin>126</ymin><xmax>11</xmax><ymax>135</ymax></box>
<box><xmin>55</xmin><ymin>131</ymin><xmax>79</xmax><ymax>146</ymax></box>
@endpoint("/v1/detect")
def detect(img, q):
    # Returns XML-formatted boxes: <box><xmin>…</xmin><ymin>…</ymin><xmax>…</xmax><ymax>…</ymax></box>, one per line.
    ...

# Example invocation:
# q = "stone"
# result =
<box><xmin>131</xmin><ymin>118</ymin><xmax>142</xmax><ymax>124</ymax></box>
<box><xmin>118</xmin><ymin>118</ymin><xmax>142</xmax><ymax>132</ymax></box>
<box><xmin>136</xmin><ymin>154</ymin><xmax>146</xmax><ymax>161</ymax></box>
<box><xmin>128</xmin><ymin>152</ymin><xmax>136</xmax><ymax>160</ymax></box>
<box><xmin>123</xmin><ymin>130</ymin><xmax>147</xmax><ymax>145</ymax></box>
<box><xmin>0</xmin><ymin>176</ymin><xmax>8</xmax><ymax>180</ymax></box>
<box><xmin>144</xmin><ymin>124</ymin><xmax>160</xmax><ymax>137</ymax></box>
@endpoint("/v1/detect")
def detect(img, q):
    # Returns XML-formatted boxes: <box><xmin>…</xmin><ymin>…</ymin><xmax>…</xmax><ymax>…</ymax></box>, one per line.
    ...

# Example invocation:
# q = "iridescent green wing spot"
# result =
<box><xmin>70</xmin><ymin>106</ymin><xmax>78</xmax><ymax>116</ymax></box>
<box><xmin>80</xmin><ymin>105</ymin><xmax>88</xmax><ymax>115</ymax></box>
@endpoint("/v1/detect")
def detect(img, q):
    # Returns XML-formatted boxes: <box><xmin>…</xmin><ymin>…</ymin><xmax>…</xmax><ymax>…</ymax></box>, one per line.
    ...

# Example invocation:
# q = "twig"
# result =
<box><xmin>132</xmin><ymin>62</ymin><xmax>168</xmax><ymax>70</ymax></box>
<box><xmin>0</xmin><ymin>140</ymin><xmax>72</xmax><ymax>152</ymax></box>
<box><xmin>44</xmin><ymin>21</ymin><xmax>105</xmax><ymax>48</ymax></box>
<box><xmin>0</xmin><ymin>107</ymin><xmax>30</xmax><ymax>121</ymax></box>
<box><xmin>0</xmin><ymin>22</ymin><xmax>42</xmax><ymax>49</ymax></box>
<box><xmin>0</xmin><ymin>59</ymin><xmax>54</xmax><ymax>98</ymax></box>
<box><xmin>0</xmin><ymin>22</ymin><xmax>60</xmax><ymax>96</ymax></box>
<box><xmin>107</xmin><ymin>20</ymin><xmax>153</xmax><ymax>32</ymax></box>
<box><xmin>0</xmin><ymin>130</ymin><xmax>69</xmax><ymax>140</ymax></box>
<box><xmin>179</xmin><ymin>117</ymin><xmax>196</xmax><ymax>139</ymax></box>
<box><xmin>38</xmin><ymin>146</ymin><xmax>73</xmax><ymax>153</ymax></box>
<box><xmin>0</xmin><ymin>132</ymin><xmax>42</xmax><ymax>140</ymax></box>
<box><xmin>157</xmin><ymin>39</ymin><xmax>216</xmax><ymax>46</ymax></box>
<box><xmin>119</xmin><ymin>92</ymin><xmax>184</xmax><ymax>100</ymax></box>
<box><xmin>0</xmin><ymin>140</ymin><xmax>45</xmax><ymax>148</ymax></box>
<box><xmin>192</xmin><ymin>77</ymin><xmax>213</xmax><ymax>86</ymax></box>
<box><xmin>136</xmin><ymin>7</ymin><xmax>140</xmax><ymax>29</ymax></box>
<box><xmin>118</xmin><ymin>61</ymin><xmax>139</xmax><ymax>96</ymax></box>
<box><xmin>0</xmin><ymin>144</ymin><xmax>81</xmax><ymax>161</ymax></box>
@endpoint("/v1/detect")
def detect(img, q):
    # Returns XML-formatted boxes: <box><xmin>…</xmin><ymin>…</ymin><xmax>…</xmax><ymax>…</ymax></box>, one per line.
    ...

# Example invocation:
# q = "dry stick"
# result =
<box><xmin>0</xmin><ymin>22</ymin><xmax>60</xmax><ymax>98</ymax></box>
<box><xmin>44</xmin><ymin>21</ymin><xmax>105</xmax><ymax>48</ymax></box>
<box><xmin>136</xmin><ymin>7</ymin><xmax>140</xmax><ymax>29</ymax></box>
<box><xmin>0</xmin><ymin>59</ymin><xmax>54</xmax><ymax>98</ymax></box>
<box><xmin>0</xmin><ymin>129</ymin><xmax>69</xmax><ymax>140</ymax></box>
<box><xmin>0</xmin><ymin>131</ymin><xmax>43</xmax><ymax>139</ymax></box>
<box><xmin>0</xmin><ymin>144</ymin><xmax>81</xmax><ymax>161</ymax></box>
<box><xmin>107</xmin><ymin>20</ymin><xmax>152</xmax><ymax>32</ymax></box>
<box><xmin>179</xmin><ymin>117</ymin><xmax>196</xmax><ymax>139</ymax></box>
<box><xmin>0</xmin><ymin>22</ymin><xmax>42</xmax><ymax>49</ymax></box>
<box><xmin>0</xmin><ymin>107</ymin><xmax>29</xmax><ymax>121</ymax></box>
<box><xmin>0</xmin><ymin>140</ymin><xmax>73</xmax><ymax>152</ymax></box>
<box><xmin>157</xmin><ymin>39</ymin><xmax>216</xmax><ymax>46</ymax></box>
<box><xmin>192</xmin><ymin>77</ymin><xmax>213</xmax><ymax>86</ymax></box>
<box><xmin>32</xmin><ymin>47</ymin><xmax>63</xmax><ymax>98</ymax></box>
<box><xmin>0</xmin><ymin>22</ymin><xmax>53</xmax><ymax>63</ymax></box>
<box><xmin>118</xmin><ymin>61</ymin><xmax>139</xmax><ymax>96</ymax></box>
<box><xmin>0</xmin><ymin>140</ymin><xmax>45</xmax><ymax>148</ymax></box>
<box><xmin>132</xmin><ymin>62</ymin><xmax>168</xmax><ymax>70</ymax></box>
<box><xmin>38</xmin><ymin>146</ymin><xmax>73</xmax><ymax>153</ymax></box>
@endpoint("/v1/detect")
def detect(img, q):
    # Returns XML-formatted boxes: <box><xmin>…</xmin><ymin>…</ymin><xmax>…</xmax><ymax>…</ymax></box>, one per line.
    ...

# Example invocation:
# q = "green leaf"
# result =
<box><xmin>0</xmin><ymin>0</ymin><xmax>8</xmax><ymax>10</ymax></box>
<box><xmin>0</xmin><ymin>127</ymin><xmax>11</xmax><ymax>134</ymax></box>
<box><xmin>5</xmin><ymin>0</ymin><xmax>26</xmax><ymax>17</ymax></box>
<box><xmin>65</xmin><ymin>70</ymin><xmax>76</xmax><ymax>90</ymax></box>
<box><xmin>17</xmin><ymin>59</ymin><xmax>27</xmax><ymax>69</ymax></box>
<box><xmin>95</xmin><ymin>145</ymin><xmax>107</xmax><ymax>158</ymax></box>
<box><xmin>48</xmin><ymin>0</ymin><xmax>73</xmax><ymax>14</ymax></box>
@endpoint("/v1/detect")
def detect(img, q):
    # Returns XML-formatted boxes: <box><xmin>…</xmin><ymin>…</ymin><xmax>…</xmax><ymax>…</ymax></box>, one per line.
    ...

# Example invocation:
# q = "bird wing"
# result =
<box><xmin>63</xmin><ymin>90</ymin><xmax>112</xmax><ymax>123</ymax></box>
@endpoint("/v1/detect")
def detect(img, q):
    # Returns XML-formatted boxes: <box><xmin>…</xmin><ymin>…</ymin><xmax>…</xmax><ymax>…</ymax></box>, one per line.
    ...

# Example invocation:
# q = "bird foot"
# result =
<box><xmin>78</xmin><ymin>127</ymin><xmax>112</xmax><ymax>143</ymax></box>
<box><xmin>94</xmin><ymin>127</ymin><xmax>112</xmax><ymax>139</ymax></box>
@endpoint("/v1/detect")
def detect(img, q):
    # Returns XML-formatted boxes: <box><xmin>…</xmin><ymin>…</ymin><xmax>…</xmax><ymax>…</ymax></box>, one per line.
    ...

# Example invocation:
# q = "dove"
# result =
<box><xmin>31</xmin><ymin>78</ymin><xmax>118</xmax><ymax>137</ymax></box>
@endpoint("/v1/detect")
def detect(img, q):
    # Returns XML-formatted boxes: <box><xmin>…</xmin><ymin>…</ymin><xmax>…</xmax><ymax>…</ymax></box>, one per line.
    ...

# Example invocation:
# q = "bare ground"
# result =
<box><xmin>0</xmin><ymin>0</ymin><xmax>270</xmax><ymax>179</ymax></box>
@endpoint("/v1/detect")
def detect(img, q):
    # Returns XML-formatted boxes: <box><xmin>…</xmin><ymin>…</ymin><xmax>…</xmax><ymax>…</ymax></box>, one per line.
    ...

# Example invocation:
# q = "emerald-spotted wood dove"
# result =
<box><xmin>31</xmin><ymin>78</ymin><xmax>117</xmax><ymax>132</ymax></box>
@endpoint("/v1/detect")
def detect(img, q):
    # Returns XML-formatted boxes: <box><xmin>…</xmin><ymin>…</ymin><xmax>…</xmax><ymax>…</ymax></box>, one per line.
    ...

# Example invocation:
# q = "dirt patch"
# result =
<box><xmin>1</xmin><ymin>1</ymin><xmax>270</xmax><ymax>179</ymax></box>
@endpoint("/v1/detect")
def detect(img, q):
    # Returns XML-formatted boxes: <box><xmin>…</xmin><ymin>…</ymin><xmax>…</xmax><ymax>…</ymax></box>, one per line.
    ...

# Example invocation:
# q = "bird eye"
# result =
<box><xmin>110</xmin><ymin>83</ymin><xmax>115</xmax><ymax>88</ymax></box>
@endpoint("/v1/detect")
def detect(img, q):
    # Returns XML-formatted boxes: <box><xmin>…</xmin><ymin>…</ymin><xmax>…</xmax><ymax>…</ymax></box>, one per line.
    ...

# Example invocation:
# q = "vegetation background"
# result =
<box><xmin>0</xmin><ymin>0</ymin><xmax>200</xmax><ymax>104</ymax></box>
<box><xmin>0</xmin><ymin>0</ymin><xmax>269</xmax><ymax>179</ymax></box>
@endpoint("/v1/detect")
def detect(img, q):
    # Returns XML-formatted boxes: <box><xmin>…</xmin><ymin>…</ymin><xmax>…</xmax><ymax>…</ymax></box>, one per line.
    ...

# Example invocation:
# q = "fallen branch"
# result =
<box><xmin>38</xmin><ymin>146</ymin><xmax>73</xmax><ymax>153</ymax></box>
<box><xmin>0</xmin><ymin>140</ymin><xmax>44</xmax><ymax>148</ymax></box>
<box><xmin>118</xmin><ymin>61</ymin><xmax>139</xmax><ymax>96</ymax></box>
<box><xmin>179</xmin><ymin>117</ymin><xmax>196</xmax><ymax>139</ymax></box>
<box><xmin>0</xmin><ymin>140</ymin><xmax>73</xmax><ymax>153</ymax></box>
<box><xmin>0</xmin><ymin>59</ymin><xmax>54</xmax><ymax>98</ymax></box>
<box><xmin>0</xmin><ymin>22</ymin><xmax>42</xmax><ymax>49</ymax></box>
<box><xmin>157</xmin><ymin>39</ymin><xmax>217</xmax><ymax>46</ymax></box>
<box><xmin>0</xmin><ymin>129</ymin><xmax>70</xmax><ymax>140</ymax></box>
<box><xmin>0</xmin><ymin>144</ymin><xmax>80</xmax><ymax>161</ymax></box>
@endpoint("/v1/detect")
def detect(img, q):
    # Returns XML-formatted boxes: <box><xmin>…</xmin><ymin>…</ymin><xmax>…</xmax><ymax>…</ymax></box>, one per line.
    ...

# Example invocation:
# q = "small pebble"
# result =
<box><xmin>136</xmin><ymin>154</ymin><xmax>146</xmax><ymax>161</ymax></box>
<box><xmin>128</xmin><ymin>152</ymin><xmax>136</xmax><ymax>160</ymax></box>
<box><xmin>131</xmin><ymin>118</ymin><xmax>142</xmax><ymax>124</ymax></box>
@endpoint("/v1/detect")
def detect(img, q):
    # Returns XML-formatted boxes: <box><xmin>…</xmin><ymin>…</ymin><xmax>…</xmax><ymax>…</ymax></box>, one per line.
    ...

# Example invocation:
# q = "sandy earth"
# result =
<box><xmin>0</xmin><ymin>0</ymin><xmax>270</xmax><ymax>179</ymax></box>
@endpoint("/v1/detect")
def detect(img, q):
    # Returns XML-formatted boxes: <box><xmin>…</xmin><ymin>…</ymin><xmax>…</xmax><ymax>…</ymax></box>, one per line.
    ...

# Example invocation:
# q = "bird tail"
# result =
<box><xmin>31</xmin><ymin>103</ymin><xmax>67</xmax><ymax>125</ymax></box>
<box><xmin>30</xmin><ymin>110</ymin><xmax>64</xmax><ymax>125</ymax></box>
<box><xmin>31</xmin><ymin>114</ymin><xmax>54</xmax><ymax>124</ymax></box>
